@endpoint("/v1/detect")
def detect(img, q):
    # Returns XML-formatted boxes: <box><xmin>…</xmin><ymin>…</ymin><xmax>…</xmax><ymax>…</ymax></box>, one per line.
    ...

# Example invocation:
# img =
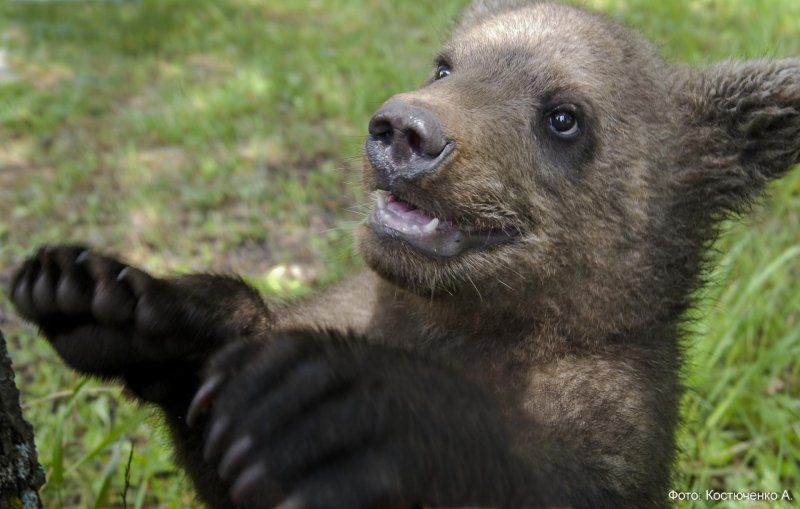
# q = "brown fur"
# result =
<box><xmin>9</xmin><ymin>1</ymin><xmax>800</xmax><ymax>508</ymax></box>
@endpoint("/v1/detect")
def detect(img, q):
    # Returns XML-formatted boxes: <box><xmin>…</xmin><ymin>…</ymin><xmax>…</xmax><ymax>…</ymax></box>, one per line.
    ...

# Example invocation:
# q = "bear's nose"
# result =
<box><xmin>365</xmin><ymin>99</ymin><xmax>453</xmax><ymax>187</ymax></box>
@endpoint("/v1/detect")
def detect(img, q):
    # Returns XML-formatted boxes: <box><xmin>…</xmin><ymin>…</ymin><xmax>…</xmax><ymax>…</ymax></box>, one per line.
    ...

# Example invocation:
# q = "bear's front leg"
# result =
<box><xmin>190</xmin><ymin>330</ymin><xmax>557</xmax><ymax>509</ymax></box>
<box><xmin>9</xmin><ymin>244</ymin><xmax>272</xmax><ymax>409</ymax></box>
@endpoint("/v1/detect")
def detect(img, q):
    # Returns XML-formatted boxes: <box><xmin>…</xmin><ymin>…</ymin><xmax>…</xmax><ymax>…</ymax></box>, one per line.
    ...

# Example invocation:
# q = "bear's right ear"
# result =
<box><xmin>675</xmin><ymin>58</ymin><xmax>800</xmax><ymax>213</ymax></box>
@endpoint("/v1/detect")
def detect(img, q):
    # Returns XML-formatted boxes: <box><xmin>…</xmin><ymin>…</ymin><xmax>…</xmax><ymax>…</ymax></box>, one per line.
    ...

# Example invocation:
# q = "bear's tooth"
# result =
<box><xmin>422</xmin><ymin>217</ymin><xmax>440</xmax><ymax>233</ymax></box>
<box><xmin>376</xmin><ymin>191</ymin><xmax>386</xmax><ymax>210</ymax></box>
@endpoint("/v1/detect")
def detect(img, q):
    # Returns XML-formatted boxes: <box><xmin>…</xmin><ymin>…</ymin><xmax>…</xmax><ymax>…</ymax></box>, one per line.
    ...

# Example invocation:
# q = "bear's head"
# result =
<box><xmin>357</xmin><ymin>0</ymin><xmax>800</xmax><ymax>336</ymax></box>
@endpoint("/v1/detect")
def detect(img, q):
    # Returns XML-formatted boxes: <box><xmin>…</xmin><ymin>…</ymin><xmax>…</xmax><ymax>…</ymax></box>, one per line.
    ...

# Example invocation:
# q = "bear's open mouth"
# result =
<box><xmin>370</xmin><ymin>190</ymin><xmax>516</xmax><ymax>258</ymax></box>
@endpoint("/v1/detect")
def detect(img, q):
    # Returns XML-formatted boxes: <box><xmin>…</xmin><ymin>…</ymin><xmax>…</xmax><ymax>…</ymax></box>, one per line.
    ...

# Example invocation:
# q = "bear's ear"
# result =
<box><xmin>675</xmin><ymin>58</ymin><xmax>800</xmax><ymax>212</ymax></box>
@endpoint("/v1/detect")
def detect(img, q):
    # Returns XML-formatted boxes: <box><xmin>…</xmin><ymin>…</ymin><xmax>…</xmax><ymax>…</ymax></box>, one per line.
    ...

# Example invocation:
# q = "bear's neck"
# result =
<box><xmin>370</xmin><ymin>274</ymin><xmax>684</xmax><ymax>362</ymax></box>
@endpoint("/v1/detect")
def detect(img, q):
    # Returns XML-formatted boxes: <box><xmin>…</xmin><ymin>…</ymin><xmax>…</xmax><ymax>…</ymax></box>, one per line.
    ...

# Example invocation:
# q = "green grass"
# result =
<box><xmin>0</xmin><ymin>0</ymin><xmax>798</xmax><ymax>507</ymax></box>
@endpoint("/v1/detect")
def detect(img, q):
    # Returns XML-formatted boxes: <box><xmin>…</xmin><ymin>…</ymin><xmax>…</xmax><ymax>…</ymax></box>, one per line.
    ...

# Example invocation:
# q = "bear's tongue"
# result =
<box><xmin>372</xmin><ymin>191</ymin><xmax>509</xmax><ymax>258</ymax></box>
<box><xmin>381</xmin><ymin>193</ymin><xmax>441</xmax><ymax>233</ymax></box>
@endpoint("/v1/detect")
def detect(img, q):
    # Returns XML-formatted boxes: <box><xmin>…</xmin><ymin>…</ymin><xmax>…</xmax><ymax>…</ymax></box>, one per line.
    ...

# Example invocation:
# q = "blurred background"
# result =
<box><xmin>0</xmin><ymin>0</ymin><xmax>798</xmax><ymax>507</ymax></box>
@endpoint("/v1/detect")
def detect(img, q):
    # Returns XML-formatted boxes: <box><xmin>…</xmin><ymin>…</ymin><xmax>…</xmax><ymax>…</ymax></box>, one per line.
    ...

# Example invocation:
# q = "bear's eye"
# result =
<box><xmin>435</xmin><ymin>64</ymin><xmax>452</xmax><ymax>80</ymax></box>
<box><xmin>546</xmin><ymin>107</ymin><xmax>581</xmax><ymax>138</ymax></box>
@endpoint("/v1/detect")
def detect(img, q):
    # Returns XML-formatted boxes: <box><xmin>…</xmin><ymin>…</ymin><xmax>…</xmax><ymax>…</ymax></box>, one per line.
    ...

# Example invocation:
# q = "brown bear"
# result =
<box><xmin>9</xmin><ymin>0</ymin><xmax>800</xmax><ymax>508</ymax></box>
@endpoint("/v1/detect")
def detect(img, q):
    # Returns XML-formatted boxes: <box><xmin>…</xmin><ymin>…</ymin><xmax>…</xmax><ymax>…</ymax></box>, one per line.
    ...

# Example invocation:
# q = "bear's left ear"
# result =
<box><xmin>675</xmin><ymin>58</ymin><xmax>800</xmax><ymax>211</ymax></box>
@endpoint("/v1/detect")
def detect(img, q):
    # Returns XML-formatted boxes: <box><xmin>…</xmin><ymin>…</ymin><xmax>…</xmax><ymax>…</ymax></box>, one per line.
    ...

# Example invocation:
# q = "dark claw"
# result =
<box><xmin>74</xmin><ymin>249</ymin><xmax>91</xmax><ymax>264</ymax></box>
<box><xmin>50</xmin><ymin>245</ymin><xmax>89</xmax><ymax>267</ymax></box>
<box><xmin>82</xmin><ymin>253</ymin><xmax>125</xmax><ymax>281</ymax></box>
<box><xmin>117</xmin><ymin>265</ymin><xmax>154</xmax><ymax>297</ymax></box>
<box><xmin>203</xmin><ymin>416</ymin><xmax>230</xmax><ymax>462</ymax></box>
<box><xmin>230</xmin><ymin>461</ymin><xmax>269</xmax><ymax>507</ymax></box>
<box><xmin>273</xmin><ymin>495</ymin><xmax>303</xmax><ymax>509</ymax></box>
<box><xmin>187</xmin><ymin>372</ymin><xmax>225</xmax><ymax>426</ymax></box>
<box><xmin>218</xmin><ymin>435</ymin><xmax>253</xmax><ymax>480</ymax></box>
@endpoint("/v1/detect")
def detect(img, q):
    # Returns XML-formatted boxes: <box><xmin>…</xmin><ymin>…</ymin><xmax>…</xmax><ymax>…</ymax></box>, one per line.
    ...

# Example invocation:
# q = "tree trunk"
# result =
<box><xmin>0</xmin><ymin>329</ymin><xmax>44</xmax><ymax>509</ymax></box>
